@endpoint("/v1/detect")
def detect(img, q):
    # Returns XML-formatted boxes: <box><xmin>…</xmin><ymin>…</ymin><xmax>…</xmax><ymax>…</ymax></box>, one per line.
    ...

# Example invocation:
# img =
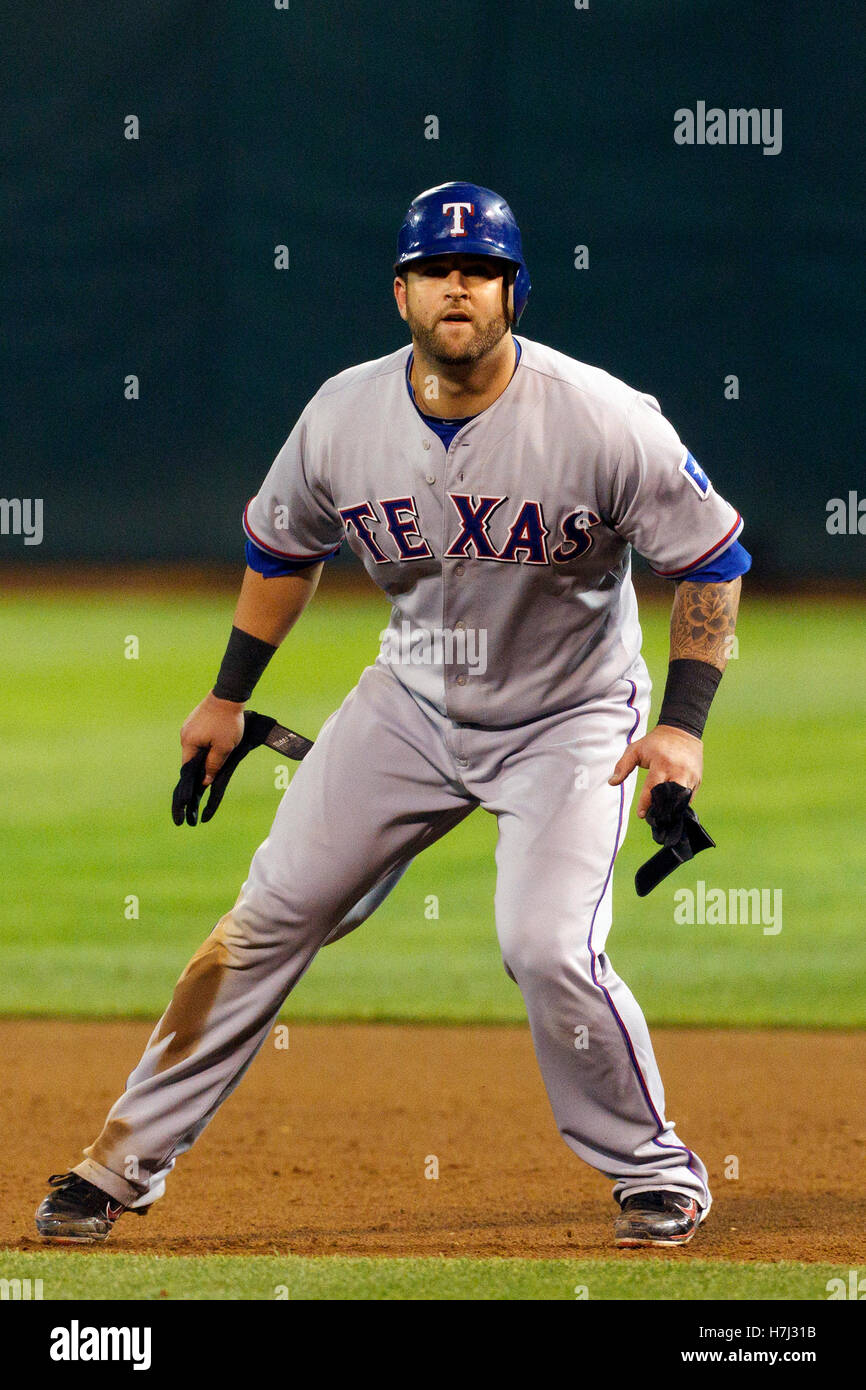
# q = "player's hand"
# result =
<box><xmin>179</xmin><ymin>692</ymin><xmax>246</xmax><ymax>789</ymax></box>
<box><xmin>173</xmin><ymin>706</ymin><xmax>281</xmax><ymax>827</ymax></box>
<box><xmin>608</xmin><ymin>724</ymin><xmax>703</xmax><ymax>819</ymax></box>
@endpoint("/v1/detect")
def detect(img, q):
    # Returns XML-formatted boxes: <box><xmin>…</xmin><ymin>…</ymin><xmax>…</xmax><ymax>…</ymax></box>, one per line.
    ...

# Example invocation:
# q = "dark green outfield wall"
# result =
<box><xmin>3</xmin><ymin>2</ymin><xmax>863</xmax><ymax>576</ymax></box>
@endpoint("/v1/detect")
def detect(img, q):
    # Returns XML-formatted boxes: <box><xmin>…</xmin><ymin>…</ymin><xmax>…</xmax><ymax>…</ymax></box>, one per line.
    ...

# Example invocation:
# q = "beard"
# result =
<box><xmin>405</xmin><ymin>303</ymin><xmax>510</xmax><ymax>366</ymax></box>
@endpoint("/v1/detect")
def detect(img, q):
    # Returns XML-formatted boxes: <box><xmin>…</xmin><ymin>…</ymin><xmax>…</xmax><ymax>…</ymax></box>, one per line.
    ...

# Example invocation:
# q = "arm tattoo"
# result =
<box><xmin>670</xmin><ymin>577</ymin><xmax>741</xmax><ymax>671</ymax></box>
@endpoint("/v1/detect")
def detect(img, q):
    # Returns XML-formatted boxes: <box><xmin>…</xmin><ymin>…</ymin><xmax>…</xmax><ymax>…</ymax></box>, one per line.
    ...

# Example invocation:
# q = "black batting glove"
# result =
<box><xmin>644</xmin><ymin>781</ymin><xmax>695</xmax><ymax>849</ymax></box>
<box><xmin>172</xmin><ymin>711</ymin><xmax>277</xmax><ymax>827</ymax></box>
<box><xmin>635</xmin><ymin>781</ymin><xmax>716</xmax><ymax>897</ymax></box>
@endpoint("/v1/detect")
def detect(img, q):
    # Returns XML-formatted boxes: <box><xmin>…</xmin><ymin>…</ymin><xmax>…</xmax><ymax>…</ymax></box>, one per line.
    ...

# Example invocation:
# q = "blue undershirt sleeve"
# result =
<box><xmin>245</xmin><ymin>537</ymin><xmax>340</xmax><ymax>577</ymax></box>
<box><xmin>672</xmin><ymin>539</ymin><xmax>752</xmax><ymax>583</ymax></box>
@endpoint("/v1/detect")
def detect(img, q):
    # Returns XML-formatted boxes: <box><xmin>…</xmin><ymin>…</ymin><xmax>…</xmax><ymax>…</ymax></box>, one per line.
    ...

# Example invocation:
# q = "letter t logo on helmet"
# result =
<box><xmin>442</xmin><ymin>201</ymin><xmax>474</xmax><ymax>235</ymax></box>
<box><xmin>394</xmin><ymin>180</ymin><xmax>531</xmax><ymax>325</ymax></box>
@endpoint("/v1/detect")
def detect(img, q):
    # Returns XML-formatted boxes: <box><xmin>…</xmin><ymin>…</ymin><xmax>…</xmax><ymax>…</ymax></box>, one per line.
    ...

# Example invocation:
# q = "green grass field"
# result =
<box><xmin>0</xmin><ymin>1251</ymin><xmax>851</xmax><ymax>1301</ymax></box>
<box><xmin>2</xmin><ymin>584</ymin><xmax>863</xmax><ymax>1302</ymax></box>
<box><xmin>1</xmin><ymin>588</ymin><xmax>863</xmax><ymax>1025</ymax></box>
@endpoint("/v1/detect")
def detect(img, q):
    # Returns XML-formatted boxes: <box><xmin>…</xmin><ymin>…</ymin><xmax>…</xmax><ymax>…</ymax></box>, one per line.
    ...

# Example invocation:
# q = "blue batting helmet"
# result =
<box><xmin>394</xmin><ymin>181</ymin><xmax>531</xmax><ymax>325</ymax></box>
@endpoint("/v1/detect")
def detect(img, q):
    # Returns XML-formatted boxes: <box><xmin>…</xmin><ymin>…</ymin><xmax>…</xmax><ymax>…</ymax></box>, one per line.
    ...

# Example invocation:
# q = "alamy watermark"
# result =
<box><xmin>826</xmin><ymin>491</ymin><xmax>865</xmax><ymax>535</ymax></box>
<box><xmin>674</xmin><ymin>102</ymin><xmax>782</xmax><ymax>156</ymax></box>
<box><xmin>827</xmin><ymin>1270</ymin><xmax>866</xmax><ymax>1299</ymax></box>
<box><xmin>1</xmin><ymin>1277</ymin><xmax>43</xmax><ymax>1300</ymax></box>
<box><xmin>0</xmin><ymin>497</ymin><xmax>43</xmax><ymax>545</ymax></box>
<box><xmin>379</xmin><ymin>620</ymin><xmax>487</xmax><ymax>675</ymax></box>
<box><xmin>50</xmin><ymin>1322</ymin><xmax>152</xmax><ymax>1369</ymax></box>
<box><xmin>674</xmin><ymin>880</ymin><xmax>782</xmax><ymax>935</ymax></box>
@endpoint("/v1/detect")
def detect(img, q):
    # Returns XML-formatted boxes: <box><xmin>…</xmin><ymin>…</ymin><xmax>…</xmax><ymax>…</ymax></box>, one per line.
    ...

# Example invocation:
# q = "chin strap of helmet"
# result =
<box><xmin>503</xmin><ymin>264</ymin><xmax>518</xmax><ymax>327</ymax></box>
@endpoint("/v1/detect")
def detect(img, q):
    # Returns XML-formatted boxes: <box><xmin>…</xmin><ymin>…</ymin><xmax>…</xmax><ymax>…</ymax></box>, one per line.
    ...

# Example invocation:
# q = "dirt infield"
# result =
<box><xmin>5</xmin><ymin>1022</ymin><xmax>866</xmax><ymax>1261</ymax></box>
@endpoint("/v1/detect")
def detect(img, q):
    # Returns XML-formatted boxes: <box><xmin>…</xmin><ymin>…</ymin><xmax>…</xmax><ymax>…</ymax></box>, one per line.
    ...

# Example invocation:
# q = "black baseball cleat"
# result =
<box><xmin>614</xmin><ymin>1190</ymin><xmax>706</xmax><ymax>1248</ymax></box>
<box><xmin>35</xmin><ymin>1172</ymin><xmax>130</xmax><ymax>1244</ymax></box>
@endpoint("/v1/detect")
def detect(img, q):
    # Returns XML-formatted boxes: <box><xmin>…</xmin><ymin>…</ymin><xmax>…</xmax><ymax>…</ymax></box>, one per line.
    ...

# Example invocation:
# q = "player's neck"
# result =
<box><xmin>409</xmin><ymin>333</ymin><xmax>516</xmax><ymax>419</ymax></box>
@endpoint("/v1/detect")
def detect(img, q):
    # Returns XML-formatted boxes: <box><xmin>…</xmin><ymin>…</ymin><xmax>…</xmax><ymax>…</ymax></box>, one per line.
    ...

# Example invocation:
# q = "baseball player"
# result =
<box><xmin>37</xmin><ymin>181</ymin><xmax>749</xmax><ymax>1249</ymax></box>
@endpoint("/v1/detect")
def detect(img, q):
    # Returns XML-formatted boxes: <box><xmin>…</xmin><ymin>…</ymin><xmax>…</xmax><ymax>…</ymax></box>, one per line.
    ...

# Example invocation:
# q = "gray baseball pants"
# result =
<box><xmin>74</xmin><ymin>660</ymin><xmax>710</xmax><ymax>1215</ymax></box>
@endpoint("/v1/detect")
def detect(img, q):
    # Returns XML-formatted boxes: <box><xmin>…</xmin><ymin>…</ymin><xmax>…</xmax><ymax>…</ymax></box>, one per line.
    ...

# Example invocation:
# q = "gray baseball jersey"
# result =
<box><xmin>244</xmin><ymin>337</ymin><xmax>743</xmax><ymax>724</ymax></box>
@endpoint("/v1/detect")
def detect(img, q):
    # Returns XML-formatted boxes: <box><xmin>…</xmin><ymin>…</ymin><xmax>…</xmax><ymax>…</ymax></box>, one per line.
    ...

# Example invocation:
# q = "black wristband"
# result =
<box><xmin>657</xmin><ymin>658</ymin><xmax>722</xmax><ymax>740</ymax></box>
<box><xmin>212</xmin><ymin>625</ymin><xmax>277</xmax><ymax>704</ymax></box>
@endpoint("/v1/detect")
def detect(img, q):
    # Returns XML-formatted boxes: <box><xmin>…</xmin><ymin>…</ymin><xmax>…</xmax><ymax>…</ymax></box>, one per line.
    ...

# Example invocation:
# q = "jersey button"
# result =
<box><xmin>454</xmin><ymin>620</ymin><xmax>465</xmax><ymax>630</ymax></box>
<box><xmin>456</xmin><ymin>675</ymin><xmax>467</xmax><ymax>686</ymax></box>
<box><xmin>425</xmin><ymin>474</ymin><xmax>436</xmax><ymax>485</ymax></box>
<box><xmin>454</xmin><ymin>563</ymin><xmax>465</xmax><ymax>576</ymax></box>
<box><xmin>422</xmin><ymin>439</ymin><xmax>432</xmax><ymax>450</ymax></box>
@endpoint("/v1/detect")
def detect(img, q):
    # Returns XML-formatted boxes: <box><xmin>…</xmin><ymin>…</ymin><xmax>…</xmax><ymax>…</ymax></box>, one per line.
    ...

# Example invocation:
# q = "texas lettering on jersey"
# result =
<box><xmin>244</xmin><ymin>336</ymin><xmax>743</xmax><ymax>723</ymax></box>
<box><xmin>338</xmin><ymin>495</ymin><xmax>601</xmax><ymax>566</ymax></box>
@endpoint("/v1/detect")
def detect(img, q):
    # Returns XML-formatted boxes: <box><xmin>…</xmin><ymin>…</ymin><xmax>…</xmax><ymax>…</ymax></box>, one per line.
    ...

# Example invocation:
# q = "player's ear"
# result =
<box><xmin>393</xmin><ymin>274</ymin><xmax>409</xmax><ymax>321</ymax></box>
